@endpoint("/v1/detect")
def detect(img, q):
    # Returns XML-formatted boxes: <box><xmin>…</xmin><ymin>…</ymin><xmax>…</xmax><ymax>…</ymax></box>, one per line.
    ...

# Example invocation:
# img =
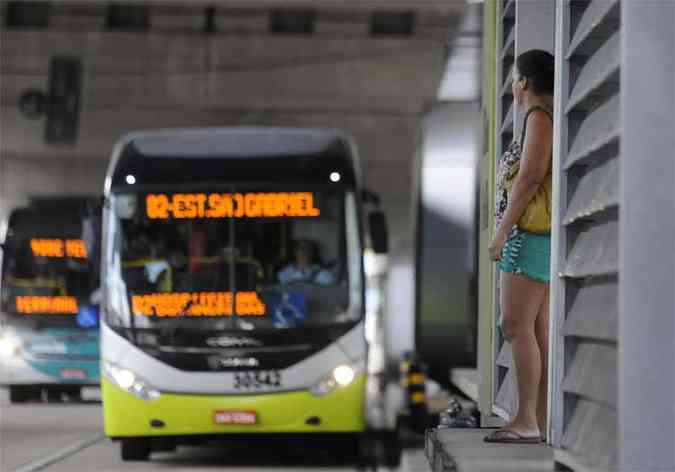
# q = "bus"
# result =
<box><xmin>0</xmin><ymin>198</ymin><xmax>101</xmax><ymax>402</ymax></box>
<box><xmin>100</xmin><ymin>128</ymin><xmax>400</xmax><ymax>465</ymax></box>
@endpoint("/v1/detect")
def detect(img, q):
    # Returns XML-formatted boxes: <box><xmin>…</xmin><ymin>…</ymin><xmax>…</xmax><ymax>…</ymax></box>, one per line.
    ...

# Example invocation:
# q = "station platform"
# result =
<box><xmin>425</xmin><ymin>427</ymin><xmax>553</xmax><ymax>472</ymax></box>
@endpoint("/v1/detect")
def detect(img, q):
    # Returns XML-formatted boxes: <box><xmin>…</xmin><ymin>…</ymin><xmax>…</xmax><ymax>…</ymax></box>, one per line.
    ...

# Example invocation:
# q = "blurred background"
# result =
<box><xmin>0</xmin><ymin>1</ymin><xmax>482</xmax><ymax>471</ymax></box>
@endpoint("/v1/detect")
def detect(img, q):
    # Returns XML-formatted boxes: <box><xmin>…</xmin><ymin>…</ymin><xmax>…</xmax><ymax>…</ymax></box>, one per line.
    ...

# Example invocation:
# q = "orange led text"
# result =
<box><xmin>146</xmin><ymin>193</ymin><xmax>320</xmax><ymax>220</ymax></box>
<box><xmin>16</xmin><ymin>296</ymin><xmax>78</xmax><ymax>314</ymax></box>
<box><xmin>31</xmin><ymin>239</ymin><xmax>87</xmax><ymax>258</ymax></box>
<box><xmin>131</xmin><ymin>291</ymin><xmax>267</xmax><ymax>317</ymax></box>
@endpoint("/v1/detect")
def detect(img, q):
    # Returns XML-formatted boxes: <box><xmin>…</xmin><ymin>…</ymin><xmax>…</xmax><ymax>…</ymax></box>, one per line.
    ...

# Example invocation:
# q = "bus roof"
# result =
<box><xmin>6</xmin><ymin>198</ymin><xmax>96</xmax><ymax>238</ymax></box>
<box><xmin>105</xmin><ymin>127</ymin><xmax>361</xmax><ymax>193</ymax></box>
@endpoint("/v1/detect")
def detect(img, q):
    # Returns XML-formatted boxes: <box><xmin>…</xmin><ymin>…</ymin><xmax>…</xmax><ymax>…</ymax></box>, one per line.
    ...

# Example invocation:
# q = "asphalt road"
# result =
<box><xmin>0</xmin><ymin>388</ymin><xmax>430</xmax><ymax>472</ymax></box>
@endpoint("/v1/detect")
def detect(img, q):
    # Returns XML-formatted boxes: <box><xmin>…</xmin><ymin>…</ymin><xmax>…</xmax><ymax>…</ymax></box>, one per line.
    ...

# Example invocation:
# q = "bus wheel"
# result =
<box><xmin>121</xmin><ymin>439</ymin><xmax>151</xmax><ymax>461</ymax></box>
<box><xmin>9</xmin><ymin>386</ymin><xmax>29</xmax><ymax>403</ymax></box>
<box><xmin>46</xmin><ymin>388</ymin><xmax>62</xmax><ymax>402</ymax></box>
<box><xmin>63</xmin><ymin>386</ymin><xmax>82</xmax><ymax>402</ymax></box>
<box><xmin>357</xmin><ymin>434</ymin><xmax>375</xmax><ymax>468</ymax></box>
<box><xmin>361</xmin><ymin>432</ymin><xmax>402</xmax><ymax>469</ymax></box>
<box><xmin>382</xmin><ymin>431</ymin><xmax>402</xmax><ymax>468</ymax></box>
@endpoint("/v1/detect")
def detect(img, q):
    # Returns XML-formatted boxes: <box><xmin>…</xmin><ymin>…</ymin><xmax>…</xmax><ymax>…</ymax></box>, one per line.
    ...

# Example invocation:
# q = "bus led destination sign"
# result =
<box><xmin>146</xmin><ymin>192</ymin><xmax>320</xmax><ymax>220</ymax></box>
<box><xmin>16</xmin><ymin>296</ymin><xmax>78</xmax><ymax>314</ymax></box>
<box><xmin>31</xmin><ymin>239</ymin><xmax>87</xmax><ymax>258</ymax></box>
<box><xmin>131</xmin><ymin>291</ymin><xmax>266</xmax><ymax>317</ymax></box>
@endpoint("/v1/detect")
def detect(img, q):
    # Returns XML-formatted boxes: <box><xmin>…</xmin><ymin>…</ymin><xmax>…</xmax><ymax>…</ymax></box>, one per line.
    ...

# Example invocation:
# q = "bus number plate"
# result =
<box><xmin>234</xmin><ymin>371</ymin><xmax>281</xmax><ymax>390</ymax></box>
<box><xmin>213</xmin><ymin>410</ymin><xmax>257</xmax><ymax>425</ymax></box>
<box><xmin>60</xmin><ymin>368</ymin><xmax>87</xmax><ymax>379</ymax></box>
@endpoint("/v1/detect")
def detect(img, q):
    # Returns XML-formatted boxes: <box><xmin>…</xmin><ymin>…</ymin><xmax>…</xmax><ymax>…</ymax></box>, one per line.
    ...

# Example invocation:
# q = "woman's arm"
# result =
<box><xmin>490</xmin><ymin>111</ymin><xmax>553</xmax><ymax>259</ymax></box>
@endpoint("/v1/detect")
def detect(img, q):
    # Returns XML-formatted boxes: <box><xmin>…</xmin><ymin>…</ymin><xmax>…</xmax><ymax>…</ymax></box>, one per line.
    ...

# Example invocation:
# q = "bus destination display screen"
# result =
<box><xmin>131</xmin><ymin>291</ymin><xmax>266</xmax><ymax>317</ymax></box>
<box><xmin>146</xmin><ymin>192</ymin><xmax>320</xmax><ymax>220</ymax></box>
<box><xmin>30</xmin><ymin>238</ymin><xmax>87</xmax><ymax>258</ymax></box>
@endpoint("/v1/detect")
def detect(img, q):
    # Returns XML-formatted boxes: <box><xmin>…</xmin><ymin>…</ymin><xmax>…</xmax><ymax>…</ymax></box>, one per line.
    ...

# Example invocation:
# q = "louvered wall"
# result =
<box><xmin>551</xmin><ymin>0</ymin><xmax>620</xmax><ymax>470</ymax></box>
<box><xmin>491</xmin><ymin>0</ymin><xmax>516</xmax><ymax>420</ymax></box>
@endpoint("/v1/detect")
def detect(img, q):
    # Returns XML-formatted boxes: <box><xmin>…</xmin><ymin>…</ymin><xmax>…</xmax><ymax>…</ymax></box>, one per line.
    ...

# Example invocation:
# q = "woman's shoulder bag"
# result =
<box><xmin>505</xmin><ymin>106</ymin><xmax>553</xmax><ymax>234</ymax></box>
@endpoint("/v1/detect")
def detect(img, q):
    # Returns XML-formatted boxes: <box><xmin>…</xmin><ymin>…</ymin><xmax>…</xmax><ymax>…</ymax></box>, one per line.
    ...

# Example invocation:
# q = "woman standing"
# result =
<box><xmin>484</xmin><ymin>50</ymin><xmax>554</xmax><ymax>444</ymax></box>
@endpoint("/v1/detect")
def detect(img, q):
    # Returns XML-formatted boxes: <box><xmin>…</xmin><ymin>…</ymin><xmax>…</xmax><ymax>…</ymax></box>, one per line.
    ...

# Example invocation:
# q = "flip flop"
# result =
<box><xmin>483</xmin><ymin>429</ymin><xmax>542</xmax><ymax>444</ymax></box>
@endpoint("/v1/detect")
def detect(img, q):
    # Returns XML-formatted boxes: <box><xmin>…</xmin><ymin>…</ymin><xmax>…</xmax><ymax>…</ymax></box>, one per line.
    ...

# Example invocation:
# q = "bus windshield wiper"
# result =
<box><xmin>161</xmin><ymin>299</ymin><xmax>194</xmax><ymax>344</ymax></box>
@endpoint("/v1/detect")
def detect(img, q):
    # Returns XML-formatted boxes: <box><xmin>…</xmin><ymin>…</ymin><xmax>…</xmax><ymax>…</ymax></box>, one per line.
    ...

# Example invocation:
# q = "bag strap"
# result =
<box><xmin>519</xmin><ymin>105</ymin><xmax>553</xmax><ymax>145</ymax></box>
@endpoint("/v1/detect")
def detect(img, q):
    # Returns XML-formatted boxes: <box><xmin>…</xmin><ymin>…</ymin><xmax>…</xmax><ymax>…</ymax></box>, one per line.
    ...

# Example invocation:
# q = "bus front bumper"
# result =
<box><xmin>0</xmin><ymin>354</ymin><xmax>99</xmax><ymax>385</ymax></box>
<box><xmin>102</xmin><ymin>374</ymin><xmax>366</xmax><ymax>437</ymax></box>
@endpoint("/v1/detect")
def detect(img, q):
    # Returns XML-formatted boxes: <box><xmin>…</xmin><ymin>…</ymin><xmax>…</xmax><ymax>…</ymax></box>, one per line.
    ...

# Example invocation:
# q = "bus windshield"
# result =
<box><xmin>105</xmin><ymin>189</ymin><xmax>362</xmax><ymax>333</ymax></box>
<box><xmin>1</xmin><ymin>235</ymin><xmax>95</xmax><ymax>323</ymax></box>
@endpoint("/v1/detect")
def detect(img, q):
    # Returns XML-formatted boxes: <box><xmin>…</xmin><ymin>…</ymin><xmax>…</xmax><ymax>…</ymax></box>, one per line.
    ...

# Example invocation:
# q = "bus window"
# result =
<box><xmin>107</xmin><ymin>190</ymin><xmax>356</xmax><ymax>331</ymax></box>
<box><xmin>1</xmin><ymin>236</ymin><xmax>96</xmax><ymax>322</ymax></box>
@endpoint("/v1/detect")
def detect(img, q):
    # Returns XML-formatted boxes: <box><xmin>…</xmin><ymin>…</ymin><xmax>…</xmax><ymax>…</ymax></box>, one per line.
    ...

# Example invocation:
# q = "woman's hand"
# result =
<box><xmin>489</xmin><ymin>230</ymin><xmax>508</xmax><ymax>262</ymax></box>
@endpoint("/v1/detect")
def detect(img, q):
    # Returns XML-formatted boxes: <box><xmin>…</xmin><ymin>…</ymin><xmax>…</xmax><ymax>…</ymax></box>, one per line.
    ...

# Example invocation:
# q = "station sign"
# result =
<box><xmin>45</xmin><ymin>56</ymin><xmax>81</xmax><ymax>145</ymax></box>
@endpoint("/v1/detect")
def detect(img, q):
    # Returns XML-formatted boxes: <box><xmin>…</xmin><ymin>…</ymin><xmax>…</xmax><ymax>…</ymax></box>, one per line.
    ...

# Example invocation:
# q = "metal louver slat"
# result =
<box><xmin>566</xmin><ymin>0</ymin><xmax>619</xmax><ymax>59</ymax></box>
<box><xmin>562</xmin><ymin>219</ymin><xmax>618</xmax><ymax>278</ymax></box>
<box><xmin>564</xmin><ymin>278</ymin><xmax>618</xmax><ymax>342</ymax></box>
<box><xmin>563</xmin><ymin>157</ymin><xmax>619</xmax><ymax>224</ymax></box>
<box><xmin>561</xmin><ymin>341</ymin><xmax>617</xmax><ymax>407</ymax></box>
<box><xmin>500</xmin><ymin>102</ymin><xmax>514</xmax><ymax>134</ymax></box>
<box><xmin>561</xmin><ymin>398</ymin><xmax>617</xmax><ymax>470</ymax></box>
<box><xmin>565</xmin><ymin>94</ymin><xmax>620</xmax><ymax>169</ymax></box>
<box><xmin>496</xmin><ymin>342</ymin><xmax>512</xmax><ymax>368</ymax></box>
<box><xmin>553</xmin><ymin>0</ymin><xmax>622</xmax><ymax>467</ymax></box>
<box><xmin>501</xmin><ymin>0</ymin><xmax>515</xmax><ymax>21</ymax></box>
<box><xmin>501</xmin><ymin>66</ymin><xmax>514</xmax><ymax>96</ymax></box>
<box><xmin>566</xmin><ymin>32</ymin><xmax>620</xmax><ymax>112</ymax></box>
<box><xmin>501</xmin><ymin>26</ymin><xmax>515</xmax><ymax>60</ymax></box>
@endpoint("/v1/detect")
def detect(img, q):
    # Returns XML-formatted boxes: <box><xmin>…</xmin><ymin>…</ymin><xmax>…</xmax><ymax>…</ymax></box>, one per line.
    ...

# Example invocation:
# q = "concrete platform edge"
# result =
<box><xmin>425</xmin><ymin>429</ymin><xmax>457</xmax><ymax>472</ymax></box>
<box><xmin>554</xmin><ymin>448</ymin><xmax>613</xmax><ymax>472</ymax></box>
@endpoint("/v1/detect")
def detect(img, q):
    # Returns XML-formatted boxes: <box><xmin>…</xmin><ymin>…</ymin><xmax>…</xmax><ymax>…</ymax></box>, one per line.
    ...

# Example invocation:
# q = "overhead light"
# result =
<box><xmin>125</xmin><ymin>174</ymin><xmax>136</xmax><ymax>185</ymax></box>
<box><xmin>330</xmin><ymin>172</ymin><xmax>341</xmax><ymax>183</ymax></box>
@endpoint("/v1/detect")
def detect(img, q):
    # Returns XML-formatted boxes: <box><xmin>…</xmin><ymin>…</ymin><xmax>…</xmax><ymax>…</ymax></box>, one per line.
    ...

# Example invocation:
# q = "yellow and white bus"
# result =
<box><xmin>100</xmin><ymin>128</ymin><xmax>399</xmax><ymax>465</ymax></box>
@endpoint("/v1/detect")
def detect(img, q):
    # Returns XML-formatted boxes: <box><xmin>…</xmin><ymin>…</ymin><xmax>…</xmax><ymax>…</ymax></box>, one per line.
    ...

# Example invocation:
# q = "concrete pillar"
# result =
<box><xmin>619</xmin><ymin>1</ymin><xmax>675</xmax><ymax>470</ymax></box>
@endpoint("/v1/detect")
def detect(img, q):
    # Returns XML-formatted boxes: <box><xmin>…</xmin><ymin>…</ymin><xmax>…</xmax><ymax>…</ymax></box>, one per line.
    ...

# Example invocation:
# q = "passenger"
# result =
<box><xmin>124</xmin><ymin>232</ymin><xmax>171</xmax><ymax>292</ymax></box>
<box><xmin>145</xmin><ymin>236</ymin><xmax>172</xmax><ymax>291</ymax></box>
<box><xmin>29</xmin><ymin>254</ymin><xmax>66</xmax><ymax>295</ymax></box>
<box><xmin>187</xmin><ymin>225</ymin><xmax>207</xmax><ymax>274</ymax></box>
<box><xmin>485</xmin><ymin>50</ymin><xmax>554</xmax><ymax>444</ymax></box>
<box><xmin>277</xmin><ymin>240</ymin><xmax>334</xmax><ymax>285</ymax></box>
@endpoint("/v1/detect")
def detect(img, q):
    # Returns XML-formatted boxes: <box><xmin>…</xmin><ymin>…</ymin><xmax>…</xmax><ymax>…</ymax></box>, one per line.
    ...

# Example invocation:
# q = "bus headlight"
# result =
<box><xmin>103</xmin><ymin>361</ymin><xmax>160</xmax><ymax>401</ymax></box>
<box><xmin>334</xmin><ymin>365</ymin><xmax>355</xmax><ymax>386</ymax></box>
<box><xmin>310</xmin><ymin>364</ymin><xmax>356</xmax><ymax>396</ymax></box>
<box><xmin>0</xmin><ymin>337</ymin><xmax>21</xmax><ymax>357</ymax></box>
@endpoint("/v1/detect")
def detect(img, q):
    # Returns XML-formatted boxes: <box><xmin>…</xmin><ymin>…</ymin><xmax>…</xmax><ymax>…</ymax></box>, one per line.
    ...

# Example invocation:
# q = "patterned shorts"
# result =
<box><xmin>497</xmin><ymin>228</ymin><xmax>551</xmax><ymax>283</ymax></box>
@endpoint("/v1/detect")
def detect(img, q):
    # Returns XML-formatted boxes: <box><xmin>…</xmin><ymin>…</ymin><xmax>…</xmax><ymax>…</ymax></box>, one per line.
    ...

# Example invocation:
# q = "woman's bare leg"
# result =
<box><xmin>535</xmin><ymin>287</ymin><xmax>550</xmax><ymax>435</ymax></box>
<box><xmin>500</xmin><ymin>271</ymin><xmax>548</xmax><ymax>433</ymax></box>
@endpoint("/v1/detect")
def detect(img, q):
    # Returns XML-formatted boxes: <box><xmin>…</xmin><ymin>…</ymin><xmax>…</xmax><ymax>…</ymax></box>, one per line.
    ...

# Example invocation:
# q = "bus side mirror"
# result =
<box><xmin>361</xmin><ymin>189</ymin><xmax>381</xmax><ymax>206</ymax></box>
<box><xmin>369</xmin><ymin>211</ymin><xmax>388</xmax><ymax>254</ymax></box>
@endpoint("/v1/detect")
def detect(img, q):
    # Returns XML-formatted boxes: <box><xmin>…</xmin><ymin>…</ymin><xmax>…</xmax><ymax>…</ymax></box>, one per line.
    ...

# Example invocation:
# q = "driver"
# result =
<box><xmin>277</xmin><ymin>239</ymin><xmax>334</xmax><ymax>286</ymax></box>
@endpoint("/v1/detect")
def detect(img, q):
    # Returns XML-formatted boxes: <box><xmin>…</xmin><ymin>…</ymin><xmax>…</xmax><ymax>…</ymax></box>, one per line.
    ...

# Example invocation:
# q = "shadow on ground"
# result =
<box><xmin>148</xmin><ymin>436</ymin><xmax>367</xmax><ymax>469</ymax></box>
